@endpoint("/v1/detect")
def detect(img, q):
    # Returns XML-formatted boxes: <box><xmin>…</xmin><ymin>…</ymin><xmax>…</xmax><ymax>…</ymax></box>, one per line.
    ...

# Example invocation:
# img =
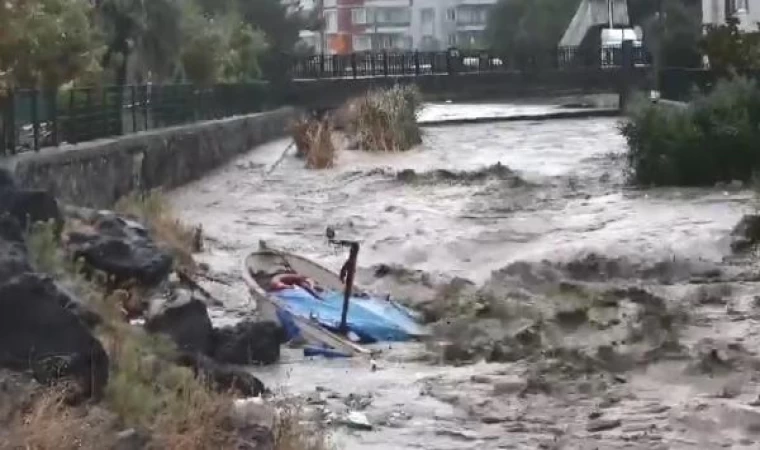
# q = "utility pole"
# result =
<box><xmin>654</xmin><ymin>0</ymin><xmax>664</xmax><ymax>96</ymax></box>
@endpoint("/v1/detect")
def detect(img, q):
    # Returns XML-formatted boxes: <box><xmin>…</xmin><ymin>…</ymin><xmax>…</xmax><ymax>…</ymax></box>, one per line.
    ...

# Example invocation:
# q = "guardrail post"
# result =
<box><xmin>414</xmin><ymin>51</ymin><xmax>420</xmax><ymax>76</ymax></box>
<box><xmin>382</xmin><ymin>51</ymin><xmax>389</xmax><ymax>77</ymax></box>
<box><xmin>351</xmin><ymin>53</ymin><xmax>358</xmax><ymax>79</ymax></box>
<box><xmin>31</xmin><ymin>89</ymin><xmax>40</xmax><ymax>151</ymax></box>
<box><xmin>49</xmin><ymin>89</ymin><xmax>59</xmax><ymax>147</ymax></box>
<box><xmin>620</xmin><ymin>40</ymin><xmax>635</xmax><ymax>112</ymax></box>
<box><xmin>8</xmin><ymin>90</ymin><xmax>15</xmax><ymax>154</ymax></box>
<box><xmin>319</xmin><ymin>54</ymin><xmax>325</xmax><ymax>78</ymax></box>
<box><xmin>130</xmin><ymin>86</ymin><xmax>137</xmax><ymax>133</ymax></box>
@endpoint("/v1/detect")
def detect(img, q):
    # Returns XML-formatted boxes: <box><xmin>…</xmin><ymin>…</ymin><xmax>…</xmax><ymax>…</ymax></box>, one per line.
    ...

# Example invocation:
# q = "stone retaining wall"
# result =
<box><xmin>3</xmin><ymin>107</ymin><xmax>298</xmax><ymax>208</ymax></box>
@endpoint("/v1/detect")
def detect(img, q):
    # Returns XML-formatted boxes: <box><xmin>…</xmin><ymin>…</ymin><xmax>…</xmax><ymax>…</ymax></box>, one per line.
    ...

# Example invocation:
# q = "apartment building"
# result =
<box><xmin>413</xmin><ymin>0</ymin><xmax>497</xmax><ymax>50</ymax></box>
<box><xmin>303</xmin><ymin>0</ymin><xmax>496</xmax><ymax>54</ymax></box>
<box><xmin>703</xmin><ymin>0</ymin><xmax>760</xmax><ymax>31</ymax></box>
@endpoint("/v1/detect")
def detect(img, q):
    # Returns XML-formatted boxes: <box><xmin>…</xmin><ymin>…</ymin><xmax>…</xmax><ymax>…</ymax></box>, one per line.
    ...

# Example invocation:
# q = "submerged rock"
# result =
<box><xmin>730</xmin><ymin>214</ymin><xmax>760</xmax><ymax>253</ymax></box>
<box><xmin>145</xmin><ymin>291</ymin><xmax>214</xmax><ymax>355</ymax></box>
<box><xmin>0</xmin><ymin>273</ymin><xmax>109</xmax><ymax>399</ymax></box>
<box><xmin>175</xmin><ymin>353</ymin><xmax>266</xmax><ymax>397</ymax></box>
<box><xmin>212</xmin><ymin>321</ymin><xmax>284</xmax><ymax>366</ymax></box>
<box><xmin>395</xmin><ymin>163</ymin><xmax>524</xmax><ymax>186</ymax></box>
<box><xmin>587</xmin><ymin>418</ymin><xmax>621</xmax><ymax>432</ymax></box>
<box><xmin>67</xmin><ymin>214</ymin><xmax>173</xmax><ymax>286</ymax></box>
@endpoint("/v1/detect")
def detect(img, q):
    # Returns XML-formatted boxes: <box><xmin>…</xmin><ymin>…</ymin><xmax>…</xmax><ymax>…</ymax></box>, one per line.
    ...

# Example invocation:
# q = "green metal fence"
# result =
<box><xmin>0</xmin><ymin>82</ymin><xmax>272</xmax><ymax>156</ymax></box>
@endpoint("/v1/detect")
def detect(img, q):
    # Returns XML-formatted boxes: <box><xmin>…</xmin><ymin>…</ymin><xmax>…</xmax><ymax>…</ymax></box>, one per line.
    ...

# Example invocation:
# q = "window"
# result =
<box><xmin>421</xmin><ymin>8</ymin><xmax>434</xmax><ymax>23</ymax></box>
<box><xmin>323</xmin><ymin>0</ymin><xmax>336</xmax><ymax>7</ymax></box>
<box><xmin>457</xmin><ymin>6</ymin><xmax>488</xmax><ymax>25</ymax></box>
<box><xmin>352</xmin><ymin>8</ymin><xmax>367</xmax><ymax>24</ymax></box>
<box><xmin>448</xmin><ymin>33</ymin><xmax>457</xmax><ymax>45</ymax></box>
<box><xmin>353</xmin><ymin>35</ymin><xmax>371</xmax><ymax>51</ymax></box>
<box><xmin>373</xmin><ymin>7</ymin><xmax>411</xmax><ymax>25</ymax></box>
<box><xmin>446</xmin><ymin>8</ymin><xmax>456</xmax><ymax>21</ymax></box>
<box><xmin>324</xmin><ymin>10</ymin><xmax>337</xmax><ymax>32</ymax></box>
<box><xmin>727</xmin><ymin>0</ymin><xmax>749</xmax><ymax>16</ymax></box>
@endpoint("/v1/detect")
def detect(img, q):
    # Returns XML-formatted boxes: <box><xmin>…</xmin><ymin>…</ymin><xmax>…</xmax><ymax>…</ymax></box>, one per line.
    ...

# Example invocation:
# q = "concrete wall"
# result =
<box><xmin>4</xmin><ymin>107</ymin><xmax>298</xmax><ymax>208</ymax></box>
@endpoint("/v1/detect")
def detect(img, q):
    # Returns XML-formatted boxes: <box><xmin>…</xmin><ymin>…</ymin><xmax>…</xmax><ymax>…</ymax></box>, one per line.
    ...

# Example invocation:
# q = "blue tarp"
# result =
<box><xmin>272</xmin><ymin>286</ymin><xmax>424</xmax><ymax>343</ymax></box>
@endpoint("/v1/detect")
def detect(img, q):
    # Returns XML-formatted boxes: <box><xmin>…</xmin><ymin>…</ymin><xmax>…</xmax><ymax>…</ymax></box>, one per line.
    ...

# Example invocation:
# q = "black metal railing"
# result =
<box><xmin>290</xmin><ymin>45</ymin><xmax>653</xmax><ymax>80</ymax></box>
<box><xmin>0</xmin><ymin>82</ymin><xmax>272</xmax><ymax>156</ymax></box>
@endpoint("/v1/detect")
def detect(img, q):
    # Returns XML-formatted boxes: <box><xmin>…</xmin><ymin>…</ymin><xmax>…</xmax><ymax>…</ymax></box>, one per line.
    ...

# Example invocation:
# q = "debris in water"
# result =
<box><xmin>587</xmin><ymin>418</ymin><xmax>622</xmax><ymax>432</ymax></box>
<box><xmin>343</xmin><ymin>411</ymin><xmax>373</xmax><ymax>431</ymax></box>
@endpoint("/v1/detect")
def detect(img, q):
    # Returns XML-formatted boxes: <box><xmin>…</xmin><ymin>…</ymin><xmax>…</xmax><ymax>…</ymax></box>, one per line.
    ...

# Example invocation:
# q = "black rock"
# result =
<box><xmin>67</xmin><ymin>215</ymin><xmax>173</xmax><ymax>286</ymax></box>
<box><xmin>0</xmin><ymin>273</ymin><xmax>109</xmax><ymax>399</ymax></box>
<box><xmin>0</xmin><ymin>214</ymin><xmax>33</xmax><ymax>281</ymax></box>
<box><xmin>0</xmin><ymin>169</ymin><xmax>61</xmax><ymax>233</ymax></box>
<box><xmin>145</xmin><ymin>293</ymin><xmax>214</xmax><ymax>355</ymax></box>
<box><xmin>0</xmin><ymin>167</ymin><xmax>16</xmax><ymax>189</ymax></box>
<box><xmin>46</xmin><ymin>277</ymin><xmax>103</xmax><ymax>329</ymax></box>
<box><xmin>212</xmin><ymin>321</ymin><xmax>284</xmax><ymax>366</ymax></box>
<box><xmin>731</xmin><ymin>214</ymin><xmax>760</xmax><ymax>253</ymax></box>
<box><xmin>0</xmin><ymin>189</ymin><xmax>63</xmax><ymax>232</ymax></box>
<box><xmin>175</xmin><ymin>352</ymin><xmax>266</xmax><ymax>397</ymax></box>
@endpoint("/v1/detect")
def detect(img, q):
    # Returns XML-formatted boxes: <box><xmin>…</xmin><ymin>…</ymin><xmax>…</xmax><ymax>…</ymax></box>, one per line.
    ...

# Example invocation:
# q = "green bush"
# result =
<box><xmin>621</xmin><ymin>77</ymin><xmax>760</xmax><ymax>186</ymax></box>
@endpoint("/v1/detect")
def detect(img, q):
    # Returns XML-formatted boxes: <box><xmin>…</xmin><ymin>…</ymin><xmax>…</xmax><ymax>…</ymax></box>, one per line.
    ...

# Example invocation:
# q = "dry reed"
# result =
<box><xmin>347</xmin><ymin>84</ymin><xmax>423</xmax><ymax>152</ymax></box>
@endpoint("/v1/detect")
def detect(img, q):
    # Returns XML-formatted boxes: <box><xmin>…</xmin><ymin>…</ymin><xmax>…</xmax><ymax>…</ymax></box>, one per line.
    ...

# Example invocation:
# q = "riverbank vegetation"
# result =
<box><xmin>289</xmin><ymin>85</ymin><xmax>423</xmax><ymax>170</ymax></box>
<box><xmin>115</xmin><ymin>191</ymin><xmax>201</xmax><ymax>271</ymax></box>
<box><xmin>290</xmin><ymin>116</ymin><xmax>337</xmax><ymax>170</ymax></box>
<box><xmin>2</xmin><ymin>189</ymin><xmax>331</xmax><ymax>450</ymax></box>
<box><xmin>621</xmin><ymin>77</ymin><xmax>760</xmax><ymax>186</ymax></box>
<box><xmin>621</xmin><ymin>16</ymin><xmax>760</xmax><ymax>187</ymax></box>
<box><xmin>346</xmin><ymin>85</ymin><xmax>423</xmax><ymax>153</ymax></box>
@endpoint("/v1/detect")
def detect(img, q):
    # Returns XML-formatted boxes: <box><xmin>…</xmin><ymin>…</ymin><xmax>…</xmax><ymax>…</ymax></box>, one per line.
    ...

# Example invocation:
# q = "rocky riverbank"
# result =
<box><xmin>0</xmin><ymin>168</ymin><xmax>325</xmax><ymax>450</ymax></box>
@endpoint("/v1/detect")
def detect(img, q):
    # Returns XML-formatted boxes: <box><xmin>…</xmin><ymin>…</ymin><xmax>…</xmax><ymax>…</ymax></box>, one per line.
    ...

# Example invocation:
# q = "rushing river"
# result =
<box><xmin>172</xmin><ymin>103</ymin><xmax>760</xmax><ymax>449</ymax></box>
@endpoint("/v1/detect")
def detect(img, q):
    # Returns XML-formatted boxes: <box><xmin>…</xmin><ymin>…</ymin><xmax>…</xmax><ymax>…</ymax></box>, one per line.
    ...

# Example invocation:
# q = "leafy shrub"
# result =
<box><xmin>621</xmin><ymin>77</ymin><xmax>760</xmax><ymax>186</ymax></box>
<box><xmin>702</xmin><ymin>17</ymin><xmax>760</xmax><ymax>77</ymax></box>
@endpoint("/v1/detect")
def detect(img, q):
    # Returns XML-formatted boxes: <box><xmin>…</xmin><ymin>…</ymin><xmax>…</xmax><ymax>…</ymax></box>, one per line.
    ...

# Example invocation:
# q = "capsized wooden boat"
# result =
<box><xmin>242</xmin><ymin>243</ymin><xmax>429</xmax><ymax>358</ymax></box>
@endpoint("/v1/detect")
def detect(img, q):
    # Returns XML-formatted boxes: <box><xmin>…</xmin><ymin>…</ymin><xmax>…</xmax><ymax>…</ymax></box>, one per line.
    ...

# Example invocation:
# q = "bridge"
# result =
<box><xmin>286</xmin><ymin>45</ymin><xmax>654</xmax><ymax>109</ymax></box>
<box><xmin>2</xmin><ymin>44</ymin><xmax>713</xmax><ymax>156</ymax></box>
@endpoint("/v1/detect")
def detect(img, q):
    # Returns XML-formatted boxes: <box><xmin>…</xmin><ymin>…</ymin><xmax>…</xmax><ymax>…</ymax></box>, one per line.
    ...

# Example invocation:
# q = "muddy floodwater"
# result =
<box><xmin>172</xmin><ymin>104</ymin><xmax>760</xmax><ymax>449</ymax></box>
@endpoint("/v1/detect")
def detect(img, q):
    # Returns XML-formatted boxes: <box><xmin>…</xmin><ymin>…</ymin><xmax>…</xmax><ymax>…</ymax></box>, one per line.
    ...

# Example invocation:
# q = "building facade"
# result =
<box><xmin>703</xmin><ymin>0</ymin><xmax>760</xmax><ymax>31</ymax></box>
<box><xmin>296</xmin><ymin>0</ymin><xmax>497</xmax><ymax>54</ymax></box>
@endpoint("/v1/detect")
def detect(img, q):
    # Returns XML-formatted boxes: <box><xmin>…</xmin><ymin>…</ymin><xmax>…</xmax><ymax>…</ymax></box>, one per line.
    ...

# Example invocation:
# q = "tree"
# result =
<box><xmin>637</xmin><ymin>0</ymin><xmax>702</xmax><ymax>68</ymax></box>
<box><xmin>0</xmin><ymin>0</ymin><xmax>103</xmax><ymax>89</ymax></box>
<box><xmin>701</xmin><ymin>17</ymin><xmax>760</xmax><ymax>77</ymax></box>
<box><xmin>179</xmin><ymin>5</ymin><xmax>227</xmax><ymax>86</ymax></box>
<box><xmin>221</xmin><ymin>24</ymin><xmax>269</xmax><ymax>82</ymax></box>
<box><xmin>236</xmin><ymin>0</ymin><xmax>305</xmax><ymax>80</ymax></box>
<box><xmin>486</xmin><ymin>0</ymin><xmax>580</xmax><ymax>66</ymax></box>
<box><xmin>96</xmin><ymin>0</ymin><xmax>183</xmax><ymax>85</ymax></box>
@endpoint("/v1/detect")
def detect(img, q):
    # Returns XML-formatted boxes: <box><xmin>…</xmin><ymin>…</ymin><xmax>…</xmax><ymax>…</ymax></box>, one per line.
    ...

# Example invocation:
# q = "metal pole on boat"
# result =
<box><xmin>339</xmin><ymin>242</ymin><xmax>360</xmax><ymax>334</ymax></box>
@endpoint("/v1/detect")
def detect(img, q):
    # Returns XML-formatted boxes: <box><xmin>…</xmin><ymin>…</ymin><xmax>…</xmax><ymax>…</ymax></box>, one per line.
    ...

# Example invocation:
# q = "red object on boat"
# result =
<box><xmin>270</xmin><ymin>273</ymin><xmax>311</xmax><ymax>291</ymax></box>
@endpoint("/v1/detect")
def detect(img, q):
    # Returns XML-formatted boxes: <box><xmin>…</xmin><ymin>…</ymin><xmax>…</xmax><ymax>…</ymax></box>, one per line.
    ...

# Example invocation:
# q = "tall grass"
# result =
<box><xmin>290</xmin><ymin>117</ymin><xmax>336</xmax><ymax>170</ymax></box>
<box><xmin>347</xmin><ymin>85</ymin><xmax>423</xmax><ymax>152</ymax></box>
<box><xmin>115</xmin><ymin>190</ymin><xmax>200</xmax><ymax>270</ymax></box>
<box><xmin>4</xmin><ymin>389</ymin><xmax>113</xmax><ymax>450</ymax></box>
<box><xmin>26</xmin><ymin>220</ymin><xmax>62</xmax><ymax>275</ymax></box>
<box><xmin>621</xmin><ymin>77</ymin><xmax>760</xmax><ymax>186</ymax></box>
